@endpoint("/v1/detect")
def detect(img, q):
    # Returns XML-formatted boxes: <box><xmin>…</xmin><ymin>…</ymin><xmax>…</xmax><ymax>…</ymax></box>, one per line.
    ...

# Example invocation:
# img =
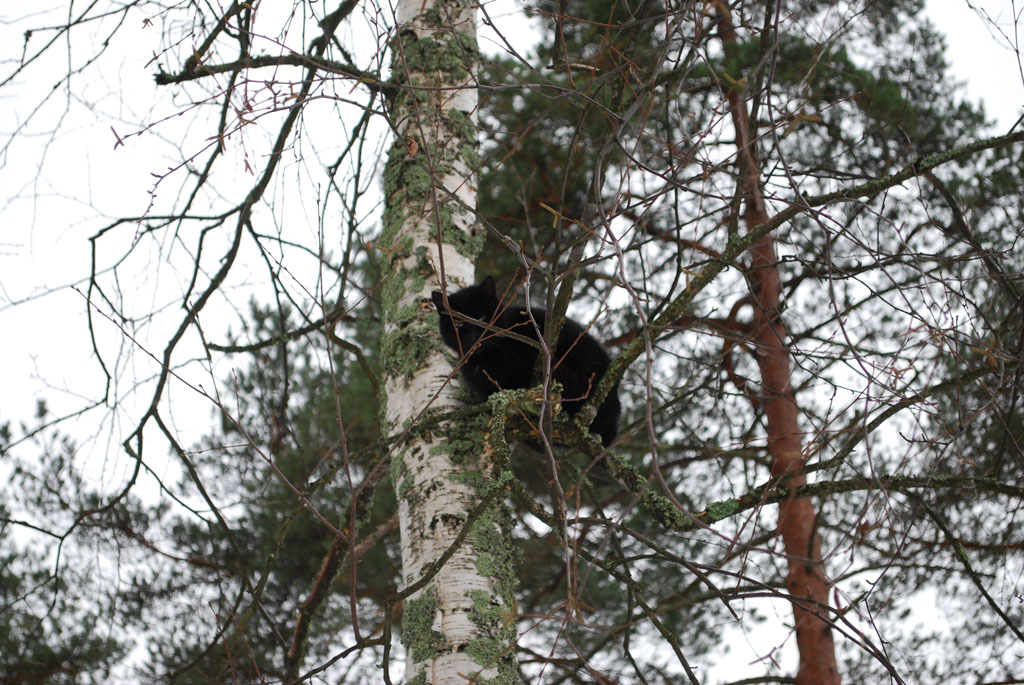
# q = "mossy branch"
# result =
<box><xmin>698</xmin><ymin>473</ymin><xmax>1024</xmax><ymax>528</ymax></box>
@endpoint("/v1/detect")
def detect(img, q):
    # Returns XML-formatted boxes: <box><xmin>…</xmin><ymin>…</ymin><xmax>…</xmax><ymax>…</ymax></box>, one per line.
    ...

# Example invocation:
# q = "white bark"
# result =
<box><xmin>380</xmin><ymin>0</ymin><xmax>518</xmax><ymax>682</ymax></box>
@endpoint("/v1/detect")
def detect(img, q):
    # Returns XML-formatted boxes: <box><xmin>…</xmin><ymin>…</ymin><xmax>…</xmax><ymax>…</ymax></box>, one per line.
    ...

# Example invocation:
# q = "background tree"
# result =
<box><xmin>2</xmin><ymin>1</ymin><xmax>1023</xmax><ymax>683</ymax></box>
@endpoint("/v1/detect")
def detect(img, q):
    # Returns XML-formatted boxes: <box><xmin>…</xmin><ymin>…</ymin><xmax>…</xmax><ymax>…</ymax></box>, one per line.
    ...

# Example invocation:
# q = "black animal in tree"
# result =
<box><xmin>431</xmin><ymin>276</ymin><xmax>620</xmax><ymax>446</ymax></box>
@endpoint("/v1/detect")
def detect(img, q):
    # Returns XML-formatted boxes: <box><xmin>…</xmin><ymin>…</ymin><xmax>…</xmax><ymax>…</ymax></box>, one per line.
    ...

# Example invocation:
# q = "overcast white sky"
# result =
<box><xmin>925</xmin><ymin>0</ymin><xmax>1023</xmax><ymax>129</ymax></box>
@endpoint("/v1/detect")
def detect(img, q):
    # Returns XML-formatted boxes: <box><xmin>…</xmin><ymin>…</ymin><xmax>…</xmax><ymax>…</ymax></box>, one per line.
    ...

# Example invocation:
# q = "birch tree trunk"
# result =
<box><xmin>380</xmin><ymin>1</ymin><xmax>519</xmax><ymax>683</ymax></box>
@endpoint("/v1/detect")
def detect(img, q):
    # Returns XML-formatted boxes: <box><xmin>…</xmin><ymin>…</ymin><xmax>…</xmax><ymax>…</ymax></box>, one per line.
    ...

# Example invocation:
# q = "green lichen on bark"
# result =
<box><xmin>442</xmin><ymin>410</ymin><xmax>490</xmax><ymax>466</ymax></box>
<box><xmin>467</xmin><ymin>590</ymin><xmax>520</xmax><ymax>684</ymax></box>
<box><xmin>604</xmin><ymin>453</ymin><xmax>690</xmax><ymax>530</ymax></box>
<box><xmin>468</xmin><ymin>589</ymin><xmax>504</xmax><ymax>627</ymax></box>
<box><xmin>400</xmin><ymin>31</ymin><xmax>478</xmax><ymax>82</ymax></box>
<box><xmin>465</xmin><ymin>635</ymin><xmax>502</xmax><ymax>664</ymax></box>
<box><xmin>440</xmin><ymin>205</ymin><xmax>483</xmax><ymax>259</ymax></box>
<box><xmin>379</xmin><ymin>272</ymin><xmax>406</xmax><ymax>312</ymax></box>
<box><xmin>380</xmin><ymin>147</ymin><xmax>481</xmax><ymax>261</ymax></box>
<box><xmin>402</xmin><ymin>590</ymin><xmax>444</xmax><ymax>663</ymax></box>
<box><xmin>379</xmin><ymin>323</ymin><xmax>437</xmax><ymax>380</ymax></box>
<box><xmin>390</xmin><ymin>449</ymin><xmax>414</xmax><ymax>499</ymax></box>
<box><xmin>380</xmin><ymin>7</ymin><xmax>482</xmax><ymax>264</ymax></box>
<box><xmin>471</xmin><ymin>511</ymin><xmax>518</xmax><ymax>599</ymax></box>
<box><xmin>705</xmin><ymin>498</ymin><xmax>740</xmax><ymax>523</ymax></box>
<box><xmin>409</xmin><ymin>274</ymin><xmax>427</xmax><ymax>295</ymax></box>
<box><xmin>449</xmin><ymin>469</ymin><xmax>488</xmax><ymax>492</ymax></box>
<box><xmin>421</xmin><ymin>399</ymin><xmax>519</xmax><ymax>681</ymax></box>
<box><xmin>382</xmin><ymin>141</ymin><xmax>434</xmax><ymax>199</ymax></box>
<box><xmin>378</xmin><ymin>266</ymin><xmax>440</xmax><ymax>381</ymax></box>
<box><xmin>452</xmin><ymin>113</ymin><xmax>480</xmax><ymax>168</ymax></box>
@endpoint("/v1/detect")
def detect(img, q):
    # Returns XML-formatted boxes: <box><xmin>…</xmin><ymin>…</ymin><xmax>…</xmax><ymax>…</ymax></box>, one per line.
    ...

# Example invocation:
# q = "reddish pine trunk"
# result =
<box><xmin>720</xmin><ymin>14</ymin><xmax>840</xmax><ymax>685</ymax></box>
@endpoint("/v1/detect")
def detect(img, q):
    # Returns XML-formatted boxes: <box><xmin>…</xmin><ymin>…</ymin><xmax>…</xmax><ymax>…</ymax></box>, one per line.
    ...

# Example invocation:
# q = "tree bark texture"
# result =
<box><xmin>380</xmin><ymin>1</ymin><xmax>519</xmax><ymax>682</ymax></box>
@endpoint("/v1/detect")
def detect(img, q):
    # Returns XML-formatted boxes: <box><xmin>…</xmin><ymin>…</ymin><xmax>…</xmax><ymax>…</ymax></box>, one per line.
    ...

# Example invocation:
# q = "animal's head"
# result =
<box><xmin>430</xmin><ymin>275</ymin><xmax>498</xmax><ymax>352</ymax></box>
